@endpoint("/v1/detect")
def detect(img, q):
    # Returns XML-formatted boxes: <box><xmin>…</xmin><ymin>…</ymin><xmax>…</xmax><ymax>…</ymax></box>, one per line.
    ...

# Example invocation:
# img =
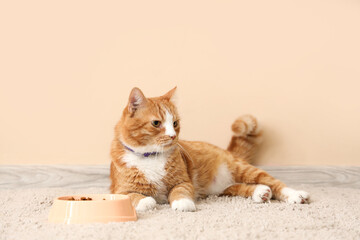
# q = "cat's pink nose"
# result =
<box><xmin>170</xmin><ymin>135</ymin><xmax>176</xmax><ymax>140</ymax></box>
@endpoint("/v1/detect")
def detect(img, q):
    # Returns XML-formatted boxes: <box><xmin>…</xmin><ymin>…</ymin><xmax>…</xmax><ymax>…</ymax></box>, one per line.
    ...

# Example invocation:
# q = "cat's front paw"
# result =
<box><xmin>171</xmin><ymin>198</ymin><xmax>196</xmax><ymax>212</ymax></box>
<box><xmin>252</xmin><ymin>184</ymin><xmax>272</xmax><ymax>203</ymax></box>
<box><xmin>136</xmin><ymin>197</ymin><xmax>157</xmax><ymax>211</ymax></box>
<box><xmin>281</xmin><ymin>187</ymin><xmax>310</xmax><ymax>204</ymax></box>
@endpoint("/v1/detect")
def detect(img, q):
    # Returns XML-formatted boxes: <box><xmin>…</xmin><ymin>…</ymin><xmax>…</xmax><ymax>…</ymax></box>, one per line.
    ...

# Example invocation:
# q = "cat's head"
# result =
<box><xmin>115</xmin><ymin>87</ymin><xmax>180</xmax><ymax>154</ymax></box>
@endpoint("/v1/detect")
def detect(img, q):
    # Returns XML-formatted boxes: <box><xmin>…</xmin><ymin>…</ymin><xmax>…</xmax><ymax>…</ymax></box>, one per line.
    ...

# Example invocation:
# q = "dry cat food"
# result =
<box><xmin>67</xmin><ymin>197</ymin><xmax>108</xmax><ymax>201</ymax></box>
<box><xmin>68</xmin><ymin>197</ymin><xmax>93</xmax><ymax>201</ymax></box>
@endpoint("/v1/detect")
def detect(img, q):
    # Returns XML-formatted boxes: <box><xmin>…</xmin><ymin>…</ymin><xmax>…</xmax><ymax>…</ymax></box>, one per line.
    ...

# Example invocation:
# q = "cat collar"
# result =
<box><xmin>122</xmin><ymin>144</ymin><xmax>160</xmax><ymax>158</ymax></box>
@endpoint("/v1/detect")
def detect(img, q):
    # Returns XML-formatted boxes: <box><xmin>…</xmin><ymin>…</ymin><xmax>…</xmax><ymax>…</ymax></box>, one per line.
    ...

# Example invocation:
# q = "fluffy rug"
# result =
<box><xmin>0</xmin><ymin>186</ymin><xmax>359</xmax><ymax>240</ymax></box>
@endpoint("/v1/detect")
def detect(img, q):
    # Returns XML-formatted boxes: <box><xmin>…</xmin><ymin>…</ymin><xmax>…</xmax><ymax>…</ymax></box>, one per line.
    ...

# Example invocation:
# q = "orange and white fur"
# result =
<box><xmin>110</xmin><ymin>87</ymin><xmax>309</xmax><ymax>212</ymax></box>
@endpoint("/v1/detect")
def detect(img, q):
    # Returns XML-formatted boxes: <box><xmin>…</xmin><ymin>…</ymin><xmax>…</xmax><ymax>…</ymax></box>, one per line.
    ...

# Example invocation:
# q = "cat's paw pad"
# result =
<box><xmin>171</xmin><ymin>198</ymin><xmax>196</xmax><ymax>212</ymax></box>
<box><xmin>136</xmin><ymin>197</ymin><xmax>157</xmax><ymax>211</ymax></box>
<box><xmin>282</xmin><ymin>187</ymin><xmax>310</xmax><ymax>204</ymax></box>
<box><xmin>232</xmin><ymin>115</ymin><xmax>260</xmax><ymax>137</ymax></box>
<box><xmin>252</xmin><ymin>184</ymin><xmax>272</xmax><ymax>203</ymax></box>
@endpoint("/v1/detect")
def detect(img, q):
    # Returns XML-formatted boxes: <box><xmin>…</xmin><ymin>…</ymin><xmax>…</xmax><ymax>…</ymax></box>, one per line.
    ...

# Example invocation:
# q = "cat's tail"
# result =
<box><xmin>227</xmin><ymin>115</ymin><xmax>263</xmax><ymax>162</ymax></box>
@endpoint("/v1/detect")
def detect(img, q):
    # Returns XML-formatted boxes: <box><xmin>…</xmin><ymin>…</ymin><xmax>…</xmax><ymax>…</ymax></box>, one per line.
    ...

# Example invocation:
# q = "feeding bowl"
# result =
<box><xmin>48</xmin><ymin>194</ymin><xmax>137</xmax><ymax>224</ymax></box>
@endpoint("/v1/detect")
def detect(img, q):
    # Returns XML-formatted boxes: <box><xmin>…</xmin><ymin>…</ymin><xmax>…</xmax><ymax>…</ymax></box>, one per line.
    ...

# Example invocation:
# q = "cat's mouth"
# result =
<box><xmin>157</xmin><ymin>136</ymin><xmax>176</xmax><ymax>147</ymax></box>
<box><xmin>159</xmin><ymin>140</ymin><xmax>174</xmax><ymax>147</ymax></box>
<box><xmin>157</xmin><ymin>140</ymin><xmax>178</xmax><ymax>150</ymax></box>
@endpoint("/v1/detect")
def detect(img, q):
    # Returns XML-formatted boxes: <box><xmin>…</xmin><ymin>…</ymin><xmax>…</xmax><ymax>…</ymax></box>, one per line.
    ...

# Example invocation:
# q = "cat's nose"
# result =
<box><xmin>170</xmin><ymin>135</ymin><xmax>176</xmax><ymax>140</ymax></box>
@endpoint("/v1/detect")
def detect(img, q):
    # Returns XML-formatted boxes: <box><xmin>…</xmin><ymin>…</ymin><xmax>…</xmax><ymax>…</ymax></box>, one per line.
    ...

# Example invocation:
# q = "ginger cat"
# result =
<box><xmin>110</xmin><ymin>87</ymin><xmax>309</xmax><ymax>212</ymax></box>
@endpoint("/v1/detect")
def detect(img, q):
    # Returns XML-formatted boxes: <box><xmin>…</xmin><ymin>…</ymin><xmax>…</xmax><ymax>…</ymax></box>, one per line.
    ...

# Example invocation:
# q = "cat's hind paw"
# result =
<box><xmin>136</xmin><ymin>197</ymin><xmax>157</xmax><ymax>211</ymax></box>
<box><xmin>252</xmin><ymin>184</ymin><xmax>272</xmax><ymax>203</ymax></box>
<box><xmin>282</xmin><ymin>187</ymin><xmax>310</xmax><ymax>204</ymax></box>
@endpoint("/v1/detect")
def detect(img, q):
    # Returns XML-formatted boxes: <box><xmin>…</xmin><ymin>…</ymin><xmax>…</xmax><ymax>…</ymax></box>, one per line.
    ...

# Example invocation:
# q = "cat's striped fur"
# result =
<box><xmin>110</xmin><ymin>87</ymin><xmax>309</xmax><ymax>211</ymax></box>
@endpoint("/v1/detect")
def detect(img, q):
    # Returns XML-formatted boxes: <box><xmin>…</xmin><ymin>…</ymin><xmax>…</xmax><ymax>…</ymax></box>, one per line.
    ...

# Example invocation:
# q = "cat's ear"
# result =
<box><xmin>162</xmin><ymin>87</ymin><xmax>177</xmax><ymax>102</ymax></box>
<box><xmin>128</xmin><ymin>87</ymin><xmax>147</xmax><ymax>113</ymax></box>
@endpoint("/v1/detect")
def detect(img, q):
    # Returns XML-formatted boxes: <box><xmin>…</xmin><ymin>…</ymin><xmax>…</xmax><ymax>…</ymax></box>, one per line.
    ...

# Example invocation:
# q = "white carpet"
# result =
<box><xmin>1</xmin><ymin>186</ymin><xmax>359</xmax><ymax>240</ymax></box>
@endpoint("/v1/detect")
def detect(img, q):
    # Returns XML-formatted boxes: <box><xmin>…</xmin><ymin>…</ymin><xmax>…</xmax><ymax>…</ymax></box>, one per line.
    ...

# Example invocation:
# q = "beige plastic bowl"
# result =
<box><xmin>48</xmin><ymin>194</ymin><xmax>137</xmax><ymax>224</ymax></box>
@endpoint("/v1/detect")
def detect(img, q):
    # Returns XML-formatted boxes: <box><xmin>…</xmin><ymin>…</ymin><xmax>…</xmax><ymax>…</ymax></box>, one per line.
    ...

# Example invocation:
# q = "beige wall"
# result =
<box><xmin>1</xmin><ymin>0</ymin><xmax>360</xmax><ymax>165</ymax></box>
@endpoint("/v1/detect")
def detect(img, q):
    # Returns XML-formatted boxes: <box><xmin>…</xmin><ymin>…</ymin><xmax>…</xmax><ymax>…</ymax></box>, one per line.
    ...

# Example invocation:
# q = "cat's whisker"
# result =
<box><xmin>177</xmin><ymin>142</ymin><xmax>193</xmax><ymax>164</ymax></box>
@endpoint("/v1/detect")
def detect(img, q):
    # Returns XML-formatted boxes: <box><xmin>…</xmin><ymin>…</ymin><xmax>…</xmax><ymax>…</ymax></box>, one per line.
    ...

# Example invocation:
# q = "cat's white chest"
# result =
<box><xmin>122</xmin><ymin>152</ymin><xmax>168</xmax><ymax>203</ymax></box>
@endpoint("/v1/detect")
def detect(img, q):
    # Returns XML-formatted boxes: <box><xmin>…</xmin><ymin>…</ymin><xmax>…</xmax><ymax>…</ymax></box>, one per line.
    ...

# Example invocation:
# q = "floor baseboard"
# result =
<box><xmin>0</xmin><ymin>165</ymin><xmax>359</xmax><ymax>189</ymax></box>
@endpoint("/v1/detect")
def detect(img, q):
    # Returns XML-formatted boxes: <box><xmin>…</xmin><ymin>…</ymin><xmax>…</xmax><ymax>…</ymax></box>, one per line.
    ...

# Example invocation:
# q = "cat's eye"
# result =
<box><xmin>173</xmin><ymin>120</ymin><xmax>179</xmax><ymax>128</ymax></box>
<box><xmin>151</xmin><ymin>120</ymin><xmax>161</xmax><ymax>128</ymax></box>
